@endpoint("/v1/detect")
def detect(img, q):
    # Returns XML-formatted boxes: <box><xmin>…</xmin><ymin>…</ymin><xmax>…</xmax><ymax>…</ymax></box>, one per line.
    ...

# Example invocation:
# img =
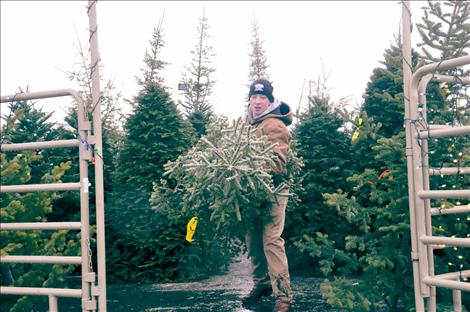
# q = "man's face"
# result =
<box><xmin>249</xmin><ymin>94</ymin><xmax>270</xmax><ymax>116</ymax></box>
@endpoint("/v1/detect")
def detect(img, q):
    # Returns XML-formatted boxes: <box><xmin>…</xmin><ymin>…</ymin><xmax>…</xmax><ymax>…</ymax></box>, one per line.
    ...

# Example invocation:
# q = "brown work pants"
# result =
<box><xmin>245</xmin><ymin>192</ymin><xmax>293</xmax><ymax>303</ymax></box>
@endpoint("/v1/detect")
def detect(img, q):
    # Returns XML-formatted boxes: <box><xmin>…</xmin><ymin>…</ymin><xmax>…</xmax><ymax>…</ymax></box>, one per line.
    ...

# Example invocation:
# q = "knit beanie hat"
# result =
<box><xmin>248</xmin><ymin>79</ymin><xmax>274</xmax><ymax>103</ymax></box>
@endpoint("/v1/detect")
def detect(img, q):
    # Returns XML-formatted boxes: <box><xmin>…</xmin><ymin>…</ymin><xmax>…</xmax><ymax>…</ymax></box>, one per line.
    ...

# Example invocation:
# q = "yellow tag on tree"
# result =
<box><xmin>186</xmin><ymin>217</ymin><xmax>198</xmax><ymax>243</ymax></box>
<box><xmin>351</xmin><ymin>118</ymin><xmax>363</xmax><ymax>143</ymax></box>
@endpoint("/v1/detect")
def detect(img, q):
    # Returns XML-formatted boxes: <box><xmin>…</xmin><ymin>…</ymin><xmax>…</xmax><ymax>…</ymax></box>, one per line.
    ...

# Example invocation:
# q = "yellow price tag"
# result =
<box><xmin>186</xmin><ymin>217</ymin><xmax>198</xmax><ymax>243</ymax></box>
<box><xmin>352</xmin><ymin>118</ymin><xmax>363</xmax><ymax>143</ymax></box>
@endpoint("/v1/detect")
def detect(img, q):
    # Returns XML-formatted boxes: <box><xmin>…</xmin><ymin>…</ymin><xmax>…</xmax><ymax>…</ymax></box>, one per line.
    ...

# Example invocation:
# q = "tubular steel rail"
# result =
<box><xmin>1</xmin><ymin>1</ymin><xmax>106</xmax><ymax>311</ymax></box>
<box><xmin>402</xmin><ymin>2</ymin><xmax>470</xmax><ymax>310</ymax></box>
<box><xmin>0</xmin><ymin>89</ymin><xmax>103</xmax><ymax>311</ymax></box>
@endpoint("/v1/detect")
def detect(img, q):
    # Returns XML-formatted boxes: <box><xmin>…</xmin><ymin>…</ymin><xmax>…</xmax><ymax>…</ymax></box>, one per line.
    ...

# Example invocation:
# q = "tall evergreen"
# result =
<box><xmin>313</xmin><ymin>41</ymin><xmax>421</xmax><ymax>311</ymax></box>
<box><xmin>180</xmin><ymin>9</ymin><xmax>215</xmax><ymax>138</ymax></box>
<box><xmin>416</xmin><ymin>1</ymin><xmax>470</xmax><ymax>298</ymax></box>
<box><xmin>416</xmin><ymin>0</ymin><xmax>470</xmax><ymax>64</ymax></box>
<box><xmin>248</xmin><ymin>16</ymin><xmax>270</xmax><ymax>82</ymax></box>
<box><xmin>137</xmin><ymin>12</ymin><xmax>168</xmax><ymax>89</ymax></box>
<box><xmin>318</xmin><ymin>2</ymin><xmax>470</xmax><ymax>310</ymax></box>
<box><xmin>1</xmin><ymin>101</ymin><xmax>79</xmax><ymax>311</ymax></box>
<box><xmin>59</xmin><ymin>37</ymin><xmax>126</xmax><ymax>224</ymax></box>
<box><xmin>321</xmin><ymin>132</ymin><xmax>415</xmax><ymax>311</ymax></box>
<box><xmin>106</xmin><ymin>17</ymin><xmax>193</xmax><ymax>282</ymax></box>
<box><xmin>1</xmin><ymin>97</ymin><xmax>81</xmax><ymax>224</ymax></box>
<box><xmin>1</xmin><ymin>98</ymin><xmax>64</xmax><ymax>184</ymax></box>
<box><xmin>285</xmin><ymin>81</ymin><xmax>355</xmax><ymax>275</ymax></box>
<box><xmin>113</xmin><ymin>85</ymin><xmax>192</xmax><ymax>194</ymax></box>
<box><xmin>363</xmin><ymin>41</ymin><xmax>407</xmax><ymax>138</ymax></box>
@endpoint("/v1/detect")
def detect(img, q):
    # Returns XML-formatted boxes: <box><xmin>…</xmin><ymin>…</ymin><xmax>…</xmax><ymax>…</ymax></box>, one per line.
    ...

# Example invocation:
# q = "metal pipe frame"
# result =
<box><xmin>423</xmin><ymin>277</ymin><xmax>470</xmax><ymax>292</ymax></box>
<box><xmin>88</xmin><ymin>1</ymin><xmax>107</xmax><ymax>310</ymax></box>
<box><xmin>429</xmin><ymin>167</ymin><xmax>470</xmax><ymax>175</ymax></box>
<box><xmin>434</xmin><ymin>270</ymin><xmax>470</xmax><ymax>280</ymax></box>
<box><xmin>418</xmin><ymin>74</ymin><xmax>437</xmax><ymax>310</ymax></box>
<box><xmin>430</xmin><ymin>205</ymin><xmax>470</xmax><ymax>216</ymax></box>
<box><xmin>1</xmin><ymin>140</ymin><xmax>80</xmax><ymax>152</ymax></box>
<box><xmin>431</xmin><ymin>73</ymin><xmax>470</xmax><ymax>85</ymax></box>
<box><xmin>49</xmin><ymin>295</ymin><xmax>58</xmax><ymax>312</ymax></box>
<box><xmin>418</xmin><ymin>126</ymin><xmax>470</xmax><ymax>139</ymax></box>
<box><xmin>1</xmin><ymin>183</ymin><xmax>81</xmax><ymax>193</ymax></box>
<box><xmin>410</xmin><ymin>56</ymin><xmax>470</xmax><ymax>89</ymax></box>
<box><xmin>402</xmin><ymin>2</ymin><xmax>426</xmax><ymax>309</ymax></box>
<box><xmin>408</xmin><ymin>54</ymin><xmax>470</xmax><ymax>311</ymax></box>
<box><xmin>1</xmin><ymin>222</ymin><xmax>81</xmax><ymax>230</ymax></box>
<box><xmin>1</xmin><ymin>256</ymin><xmax>82</xmax><ymax>264</ymax></box>
<box><xmin>418</xmin><ymin>190</ymin><xmax>470</xmax><ymax>199</ymax></box>
<box><xmin>0</xmin><ymin>88</ymin><xmax>93</xmax><ymax>310</ymax></box>
<box><xmin>0</xmin><ymin>286</ymin><xmax>82</xmax><ymax>298</ymax></box>
<box><xmin>420</xmin><ymin>236</ymin><xmax>470</xmax><ymax>248</ymax></box>
<box><xmin>1</xmin><ymin>139</ymin><xmax>79</xmax><ymax>151</ymax></box>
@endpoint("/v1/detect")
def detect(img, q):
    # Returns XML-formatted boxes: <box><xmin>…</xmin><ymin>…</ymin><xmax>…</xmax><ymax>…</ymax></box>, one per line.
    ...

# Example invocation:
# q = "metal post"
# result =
<box><xmin>409</xmin><ymin>55</ymin><xmax>470</xmax><ymax>312</ymax></box>
<box><xmin>48</xmin><ymin>295</ymin><xmax>58</xmax><ymax>312</ymax></box>
<box><xmin>452</xmin><ymin>277</ymin><xmax>462</xmax><ymax>312</ymax></box>
<box><xmin>77</xmin><ymin>92</ymin><xmax>93</xmax><ymax>312</ymax></box>
<box><xmin>402</xmin><ymin>2</ymin><xmax>426</xmax><ymax>310</ymax></box>
<box><xmin>88</xmin><ymin>1</ymin><xmax>107</xmax><ymax>310</ymax></box>
<box><xmin>419</xmin><ymin>74</ymin><xmax>436</xmax><ymax>311</ymax></box>
<box><xmin>1</xmin><ymin>89</ymin><xmax>93</xmax><ymax>311</ymax></box>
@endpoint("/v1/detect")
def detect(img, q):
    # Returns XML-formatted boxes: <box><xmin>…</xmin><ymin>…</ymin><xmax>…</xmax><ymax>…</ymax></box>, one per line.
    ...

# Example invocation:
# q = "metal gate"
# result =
<box><xmin>402</xmin><ymin>3</ymin><xmax>470</xmax><ymax>310</ymax></box>
<box><xmin>0</xmin><ymin>89</ymin><xmax>106</xmax><ymax>311</ymax></box>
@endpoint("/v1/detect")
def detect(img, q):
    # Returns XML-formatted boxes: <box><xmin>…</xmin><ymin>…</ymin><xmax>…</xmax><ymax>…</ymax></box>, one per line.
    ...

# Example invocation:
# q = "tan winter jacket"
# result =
<box><xmin>247</xmin><ymin>101</ymin><xmax>293</xmax><ymax>173</ymax></box>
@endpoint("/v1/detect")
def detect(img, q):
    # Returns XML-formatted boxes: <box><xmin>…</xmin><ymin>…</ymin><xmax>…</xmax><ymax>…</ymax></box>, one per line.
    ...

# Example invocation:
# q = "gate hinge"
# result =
<box><xmin>91</xmin><ymin>285</ymin><xmax>100</xmax><ymax>297</ymax></box>
<box><xmin>82</xmin><ymin>299</ymin><xmax>97</xmax><ymax>311</ymax></box>
<box><xmin>84</xmin><ymin>272</ymin><xmax>96</xmax><ymax>283</ymax></box>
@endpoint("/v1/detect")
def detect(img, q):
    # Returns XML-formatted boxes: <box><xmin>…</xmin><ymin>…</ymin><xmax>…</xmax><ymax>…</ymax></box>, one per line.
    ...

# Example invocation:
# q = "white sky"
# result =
<box><xmin>1</xmin><ymin>1</ymin><xmax>426</xmax><ymax>124</ymax></box>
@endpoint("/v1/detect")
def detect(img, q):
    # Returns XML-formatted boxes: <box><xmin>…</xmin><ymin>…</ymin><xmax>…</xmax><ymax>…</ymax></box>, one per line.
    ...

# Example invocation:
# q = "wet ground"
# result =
<box><xmin>50</xmin><ymin>255</ymin><xmax>340</xmax><ymax>311</ymax></box>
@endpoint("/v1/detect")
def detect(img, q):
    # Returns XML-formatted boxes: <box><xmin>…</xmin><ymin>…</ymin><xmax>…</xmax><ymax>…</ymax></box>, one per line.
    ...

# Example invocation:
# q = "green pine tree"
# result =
<box><xmin>416</xmin><ymin>2</ymin><xmax>470</xmax><ymax>302</ymax></box>
<box><xmin>285</xmin><ymin>79</ymin><xmax>356</xmax><ymax>276</ymax></box>
<box><xmin>1</xmin><ymin>153</ymin><xmax>79</xmax><ymax>311</ymax></box>
<box><xmin>321</xmin><ymin>132</ymin><xmax>415</xmax><ymax>311</ymax></box>
<box><xmin>248</xmin><ymin>15</ymin><xmax>271</xmax><ymax>82</ymax></box>
<box><xmin>149</xmin><ymin>117</ymin><xmax>303</xmax><ymax>280</ymax></box>
<box><xmin>105</xmin><ymin>18</ymin><xmax>194</xmax><ymax>281</ymax></box>
<box><xmin>180</xmin><ymin>8</ymin><xmax>216</xmax><ymax>138</ymax></box>
<box><xmin>318</xmin><ymin>1</ymin><xmax>470</xmax><ymax>309</ymax></box>
<box><xmin>416</xmin><ymin>0</ymin><xmax>470</xmax><ymax>64</ymax></box>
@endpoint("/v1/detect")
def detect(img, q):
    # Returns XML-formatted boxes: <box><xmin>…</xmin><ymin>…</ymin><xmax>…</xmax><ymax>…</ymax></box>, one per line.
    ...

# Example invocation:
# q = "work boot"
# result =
<box><xmin>272</xmin><ymin>300</ymin><xmax>291</xmax><ymax>312</ymax></box>
<box><xmin>242</xmin><ymin>284</ymin><xmax>272</xmax><ymax>306</ymax></box>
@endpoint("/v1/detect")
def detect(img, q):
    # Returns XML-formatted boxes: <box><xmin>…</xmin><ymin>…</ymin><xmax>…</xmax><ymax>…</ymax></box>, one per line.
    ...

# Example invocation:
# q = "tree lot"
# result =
<box><xmin>1</xmin><ymin>1</ymin><xmax>469</xmax><ymax>311</ymax></box>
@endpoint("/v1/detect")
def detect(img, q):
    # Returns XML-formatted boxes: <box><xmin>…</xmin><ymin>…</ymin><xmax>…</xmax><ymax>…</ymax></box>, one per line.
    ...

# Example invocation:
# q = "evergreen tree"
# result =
<box><xmin>1</xmin><ymin>96</ymin><xmax>81</xmax><ymax>224</ymax></box>
<box><xmin>137</xmin><ymin>12</ymin><xmax>168</xmax><ymax>89</ymax></box>
<box><xmin>148</xmin><ymin>117</ymin><xmax>303</xmax><ymax>281</ymax></box>
<box><xmin>285</xmin><ymin>79</ymin><xmax>356</xmax><ymax>275</ymax></box>
<box><xmin>321</xmin><ymin>132</ymin><xmax>415</xmax><ymax>311</ymax></box>
<box><xmin>106</xmin><ymin>18</ymin><xmax>194</xmax><ymax>281</ymax></box>
<box><xmin>49</xmin><ymin>37</ymin><xmax>126</xmax><ymax>225</ymax></box>
<box><xmin>113</xmin><ymin>85</ymin><xmax>192</xmax><ymax>194</ymax></box>
<box><xmin>107</xmin><ymin>83</ymin><xmax>193</xmax><ymax>281</ymax></box>
<box><xmin>180</xmin><ymin>9</ymin><xmax>216</xmax><ymax>138</ymax></box>
<box><xmin>363</xmin><ymin>40</ymin><xmax>408</xmax><ymax>138</ymax></box>
<box><xmin>1</xmin><ymin>96</ymin><xmax>65</xmax><ymax>184</ymax></box>
<box><xmin>248</xmin><ymin>16</ymin><xmax>270</xmax><ymax>82</ymax></box>
<box><xmin>416</xmin><ymin>3</ymin><xmax>470</xmax><ymax>304</ymax></box>
<box><xmin>1</xmin><ymin>152</ymin><xmax>79</xmax><ymax>311</ymax></box>
<box><xmin>416</xmin><ymin>0</ymin><xmax>470</xmax><ymax>64</ymax></box>
<box><xmin>318</xmin><ymin>2</ymin><xmax>470</xmax><ymax>309</ymax></box>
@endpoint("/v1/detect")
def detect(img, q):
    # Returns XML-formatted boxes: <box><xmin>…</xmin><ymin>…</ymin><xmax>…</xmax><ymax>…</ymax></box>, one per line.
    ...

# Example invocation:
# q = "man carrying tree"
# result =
<box><xmin>243</xmin><ymin>79</ymin><xmax>293</xmax><ymax>312</ymax></box>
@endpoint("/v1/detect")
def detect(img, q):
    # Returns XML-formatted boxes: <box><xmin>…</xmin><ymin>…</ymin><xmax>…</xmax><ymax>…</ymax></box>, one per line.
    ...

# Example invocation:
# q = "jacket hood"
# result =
<box><xmin>247</xmin><ymin>98</ymin><xmax>293</xmax><ymax>126</ymax></box>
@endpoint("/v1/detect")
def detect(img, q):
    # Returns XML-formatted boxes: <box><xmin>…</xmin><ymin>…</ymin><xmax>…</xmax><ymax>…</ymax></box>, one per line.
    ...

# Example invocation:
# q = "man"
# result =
<box><xmin>243</xmin><ymin>79</ymin><xmax>293</xmax><ymax>312</ymax></box>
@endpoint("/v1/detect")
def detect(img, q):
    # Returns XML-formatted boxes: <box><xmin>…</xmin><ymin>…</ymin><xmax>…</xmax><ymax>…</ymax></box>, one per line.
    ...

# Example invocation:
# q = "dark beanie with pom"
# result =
<box><xmin>248</xmin><ymin>79</ymin><xmax>274</xmax><ymax>103</ymax></box>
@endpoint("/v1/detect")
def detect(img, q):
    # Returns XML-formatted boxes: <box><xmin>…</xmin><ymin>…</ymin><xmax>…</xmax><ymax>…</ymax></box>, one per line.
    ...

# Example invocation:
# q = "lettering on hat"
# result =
<box><xmin>254</xmin><ymin>83</ymin><xmax>264</xmax><ymax>92</ymax></box>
